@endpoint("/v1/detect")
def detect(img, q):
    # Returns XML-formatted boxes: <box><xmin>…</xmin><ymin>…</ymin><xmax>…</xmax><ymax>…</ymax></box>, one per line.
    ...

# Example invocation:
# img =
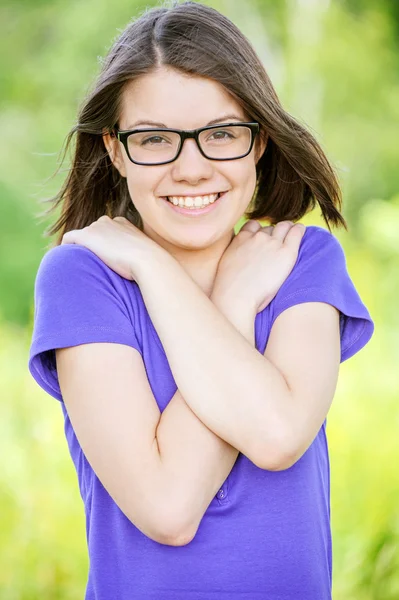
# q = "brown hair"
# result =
<box><xmin>41</xmin><ymin>0</ymin><xmax>347</xmax><ymax>246</ymax></box>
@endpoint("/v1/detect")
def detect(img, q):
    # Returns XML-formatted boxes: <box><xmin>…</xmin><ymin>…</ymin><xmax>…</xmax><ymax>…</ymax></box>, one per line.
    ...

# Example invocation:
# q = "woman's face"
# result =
<box><xmin>104</xmin><ymin>66</ymin><xmax>266</xmax><ymax>256</ymax></box>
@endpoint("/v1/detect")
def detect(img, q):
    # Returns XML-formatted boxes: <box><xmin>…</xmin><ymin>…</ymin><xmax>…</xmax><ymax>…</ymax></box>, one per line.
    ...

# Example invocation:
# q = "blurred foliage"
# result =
<box><xmin>1</xmin><ymin>0</ymin><xmax>398</xmax><ymax>598</ymax></box>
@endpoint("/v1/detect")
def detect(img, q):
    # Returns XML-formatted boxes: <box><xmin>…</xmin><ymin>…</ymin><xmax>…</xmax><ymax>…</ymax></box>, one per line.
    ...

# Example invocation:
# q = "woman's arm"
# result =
<box><xmin>59</xmin><ymin>216</ymin><xmax>306</xmax><ymax>469</ymax></box>
<box><xmin>56</xmin><ymin>218</ymin><xmax>341</xmax><ymax>544</ymax></box>
<box><xmin>137</xmin><ymin>250</ymin><xmax>340</xmax><ymax>471</ymax></box>
<box><xmin>153</xmin><ymin>309</ymin><xmax>255</xmax><ymax>540</ymax></box>
<box><xmin>55</xmin><ymin>298</ymin><xmax>253</xmax><ymax>547</ymax></box>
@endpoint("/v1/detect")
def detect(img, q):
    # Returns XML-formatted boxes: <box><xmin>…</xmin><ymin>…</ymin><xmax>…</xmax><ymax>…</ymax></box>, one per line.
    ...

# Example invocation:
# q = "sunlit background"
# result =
<box><xmin>1</xmin><ymin>0</ymin><xmax>398</xmax><ymax>598</ymax></box>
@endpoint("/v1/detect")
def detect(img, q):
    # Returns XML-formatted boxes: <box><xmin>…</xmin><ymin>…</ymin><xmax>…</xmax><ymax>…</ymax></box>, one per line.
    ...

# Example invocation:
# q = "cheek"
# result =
<box><xmin>231</xmin><ymin>160</ymin><xmax>257</xmax><ymax>194</ymax></box>
<box><xmin>125</xmin><ymin>168</ymin><xmax>157</xmax><ymax>204</ymax></box>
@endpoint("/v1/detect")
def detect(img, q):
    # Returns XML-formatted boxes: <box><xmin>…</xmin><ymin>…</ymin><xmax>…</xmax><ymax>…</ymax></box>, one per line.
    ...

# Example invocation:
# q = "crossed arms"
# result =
<box><xmin>56</xmin><ymin>250</ymin><xmax>340</xmax><ymax>546</ymax></box>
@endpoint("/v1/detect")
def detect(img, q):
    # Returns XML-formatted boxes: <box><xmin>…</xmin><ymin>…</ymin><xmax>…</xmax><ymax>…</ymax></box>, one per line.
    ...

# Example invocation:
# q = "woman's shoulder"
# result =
<box><xmin>299</xmin><ymin>224</ymin><xmax>343</xmax><ymax>252</ymax></box>
<box><xmin>36</xmin><ymin>243</ymin><xmax>134</xmax><ymax>293</ymax></box>
<box><xmin>266</xmin><ymin>223</ymin><xmax>374</xmax><ymax>362</ymax></box>
<box><xmin>33</xmin><ymin>243</ymin><xmax>143</xmax><ymax>327</ymax></box>
<box><xmin>38</xmin><ymin>243</ymin><xmax>111</xmax><ymax>276</ymax></box>
<box><xmin>293</xmin><ymin>224</ymin><xmax>345</xmax><ymax>272</ymax></box>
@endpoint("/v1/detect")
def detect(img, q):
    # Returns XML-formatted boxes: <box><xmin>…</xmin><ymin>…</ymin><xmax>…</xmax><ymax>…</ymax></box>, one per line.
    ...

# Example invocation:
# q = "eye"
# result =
<box><xmin>141</xmin><ymin>136</ymin><xmax>170</xmax><ymax>146</ymax></box>
<box><xmin>207</xmin><ymin>129</ymin><xmax>235</xmax><ymax>142</ymax></box>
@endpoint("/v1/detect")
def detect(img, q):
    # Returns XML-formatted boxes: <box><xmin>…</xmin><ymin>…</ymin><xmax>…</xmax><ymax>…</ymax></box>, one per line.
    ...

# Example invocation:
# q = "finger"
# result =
<box><xmin>240</xmin><ymin>219</ymin><xmax>262</xmax><ymax>234</ymax></box>
<box><xmin>259</xmin><ymin>225</ymin><xmax>274</xmax><ymax>236</ymax></box>
<box><xmin>271</xmin><ymin>220</ymin><xmax>295</xmax><ymax>241</ymax></box>
<box><xmin>284</xmin><ymin>223</ymin><xmax>306</xmax><ymax>249</ymax></box>
<box><xmin>61</xmin><ymin>230</ymin><xmax>79</xmax><ymax>245</ymax></box>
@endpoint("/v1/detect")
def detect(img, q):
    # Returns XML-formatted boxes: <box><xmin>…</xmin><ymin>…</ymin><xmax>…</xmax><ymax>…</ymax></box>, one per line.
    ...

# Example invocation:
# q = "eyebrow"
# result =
<box><xmin>124</xmin><ymin>114</ymin><xmax>245</xmax><ymax>129</ymax></box>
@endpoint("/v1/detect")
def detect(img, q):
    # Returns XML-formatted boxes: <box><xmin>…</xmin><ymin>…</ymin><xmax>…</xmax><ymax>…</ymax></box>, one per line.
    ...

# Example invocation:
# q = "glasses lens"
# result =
<box><xmin>127</xmin><ymin>130</ymin><xmax>180</xmax><ymax>164</ymax></box>
<box><xmin>198</xmin><ymin>125</ymin><xmax>252</xmax><ymax>159</ymax></box>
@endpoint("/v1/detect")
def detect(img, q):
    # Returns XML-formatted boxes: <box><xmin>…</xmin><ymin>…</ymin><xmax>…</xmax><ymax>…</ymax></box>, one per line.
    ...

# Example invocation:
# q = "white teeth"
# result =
<box><xmin>167</xmin><ymin>192</ymin><xmax>220</xmax><ymax>208</ymax></box>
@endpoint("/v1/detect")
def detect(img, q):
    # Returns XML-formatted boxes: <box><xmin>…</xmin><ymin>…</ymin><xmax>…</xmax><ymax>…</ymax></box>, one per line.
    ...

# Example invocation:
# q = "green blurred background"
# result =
<box><xmin>1</xmin><ymin>0</ymin><xmax>398</xmax><ymax>598</ymax></box>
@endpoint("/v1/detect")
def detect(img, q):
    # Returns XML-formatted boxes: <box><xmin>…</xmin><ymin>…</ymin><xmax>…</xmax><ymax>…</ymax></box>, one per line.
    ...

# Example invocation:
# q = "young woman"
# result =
<box><xmin>28</xmin><ymin>2</ymin><xmax>374</xmax><ymax>598</ymax></box>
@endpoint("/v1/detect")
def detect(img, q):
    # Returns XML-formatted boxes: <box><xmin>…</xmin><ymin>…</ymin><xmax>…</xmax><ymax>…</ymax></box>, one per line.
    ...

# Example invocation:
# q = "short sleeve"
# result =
<box><xmin>28</xmin><ymin>244</ymin><xmax>142</xmax><ymax>402</ymax></box>
<box><xmin>266</xmin><ymin>225</ymin><xmax>374</xmax><ymax>363</ymax></box>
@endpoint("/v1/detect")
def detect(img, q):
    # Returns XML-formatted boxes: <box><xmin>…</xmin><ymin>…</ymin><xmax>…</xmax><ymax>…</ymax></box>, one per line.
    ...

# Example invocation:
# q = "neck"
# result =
<box><xmin>143</xmin><ymin>227</ymin><xmax>235</xmax><ymax>297</ymax></box>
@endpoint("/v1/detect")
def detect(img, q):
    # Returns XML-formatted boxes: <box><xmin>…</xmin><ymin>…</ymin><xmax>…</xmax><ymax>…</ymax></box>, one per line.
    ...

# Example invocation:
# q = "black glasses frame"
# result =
<box><xmin>113</xmin><ymin>122</ymin><xmax>260</xmax><ymax>166</ymax></box>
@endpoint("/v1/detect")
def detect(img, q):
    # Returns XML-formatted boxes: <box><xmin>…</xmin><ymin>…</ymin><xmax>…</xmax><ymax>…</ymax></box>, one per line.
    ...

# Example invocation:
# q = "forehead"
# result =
<box><xmin>119</xmin><ymin>67</ymin><xmax>246</xmax><ymax>129</ymax></box>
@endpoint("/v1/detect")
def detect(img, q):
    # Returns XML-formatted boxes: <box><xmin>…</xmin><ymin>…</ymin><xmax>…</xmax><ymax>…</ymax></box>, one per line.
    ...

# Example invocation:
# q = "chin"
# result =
<box><xmin>170</xmin><ymin>229</ymin><xmax>222</xmax><ymax>248</ymax></box>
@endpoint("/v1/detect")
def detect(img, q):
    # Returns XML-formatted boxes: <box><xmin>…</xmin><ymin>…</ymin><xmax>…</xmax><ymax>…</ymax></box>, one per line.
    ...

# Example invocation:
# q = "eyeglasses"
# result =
<box><xmin>113</xmin><ymin>122</ymin><xmax>260</xmax><ymax>166</ymax></box>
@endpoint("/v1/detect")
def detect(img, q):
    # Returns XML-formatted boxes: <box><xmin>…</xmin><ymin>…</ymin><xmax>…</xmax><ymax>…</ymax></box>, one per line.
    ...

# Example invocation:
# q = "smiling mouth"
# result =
<box><xmin>163</xmin><ymin>191</ymin><xmax>225</xmax><ymax>209</ymax></box>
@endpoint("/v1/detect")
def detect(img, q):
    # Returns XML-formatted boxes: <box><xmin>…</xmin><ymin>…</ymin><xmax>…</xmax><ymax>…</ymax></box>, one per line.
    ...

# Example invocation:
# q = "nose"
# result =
<box><xmin>171</xmin><ymin>137</ymin><xmax>213</xmax><ymax>184</ymax></box>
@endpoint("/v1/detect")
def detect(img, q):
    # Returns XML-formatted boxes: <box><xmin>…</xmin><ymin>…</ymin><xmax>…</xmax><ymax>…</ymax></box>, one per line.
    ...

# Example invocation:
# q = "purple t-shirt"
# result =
<box><xmin>28</xmin><ymin>225</ymin><xmax>374</xmax><ymax>600</ymax></box>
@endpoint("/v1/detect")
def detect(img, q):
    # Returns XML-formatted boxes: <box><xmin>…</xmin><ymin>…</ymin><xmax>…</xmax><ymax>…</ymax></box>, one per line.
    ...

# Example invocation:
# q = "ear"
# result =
<box><xmin>102</xmin><ymin>129</ymin><xmax>127</xmax><ymax>178</ymax></box>
<box><xmin>255</xmin><ymin>131</ymin><xmax>268</xmax><ymax>164</ymax></box>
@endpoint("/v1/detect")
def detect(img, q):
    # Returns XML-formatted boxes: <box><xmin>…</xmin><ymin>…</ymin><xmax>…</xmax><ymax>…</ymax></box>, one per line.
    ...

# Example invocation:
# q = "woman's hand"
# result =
<box><xmin>212</xmin><ymin>220</ymin><xmax>306</xmax><ymax>314</ymax></box>
<box><xmin>61</xmin><ymin>215</ymin><xmax>165</xmax><ymax>282</ymax></box>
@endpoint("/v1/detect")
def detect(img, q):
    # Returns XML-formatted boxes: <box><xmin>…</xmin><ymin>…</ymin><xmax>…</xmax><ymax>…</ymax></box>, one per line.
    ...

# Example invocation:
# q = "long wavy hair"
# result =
<box><xmin>41</xmin><ymin>0</ymin><xmax>347</xmax><ymax>246</ymax></box>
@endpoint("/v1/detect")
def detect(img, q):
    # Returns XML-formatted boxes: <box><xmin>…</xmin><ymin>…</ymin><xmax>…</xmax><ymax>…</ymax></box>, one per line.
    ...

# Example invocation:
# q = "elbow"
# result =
<box><xmin>125</xmin><ymin>502</ymin><xmax>196</xmax><ymax>547</ymax></box>
<box><xmin>157</xmin><ymin>528</ymin><xmax>196</xmax><ymax>547</ymax></box>
<box><xmin>156</xmin><ymin>524</ymin><xmax>196</xmax><ymax>547</ymax></box>
<box><xmin>250</xmin><ymin>435</ymin><xmax>300</xmax><ymax>472</ymax></box>
<box><xmin>252</xmin><ymin>449</ymin><xmax>297</xmax><ymax>472</ymax></box>
<box><xmin>153</xmin><ymin>508</ymin><xmax>197</xmax><ymax>547</ymax></box>
<box><xmin>137</xmin><ymin>517</ymin><xmax>195</xmax><ymax>547</ymax></box>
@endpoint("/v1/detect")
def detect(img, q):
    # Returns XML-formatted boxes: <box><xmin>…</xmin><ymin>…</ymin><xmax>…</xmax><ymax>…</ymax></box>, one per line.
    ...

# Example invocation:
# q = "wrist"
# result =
<box><xmin>211</xmin><ymin>293</ymin><xmax>255</xmax><ymax>346</ymax></box>
<box><xmin>132</xmin><ymin>247</ymin><xmax>176</xmax><ymax>285</ymax></box>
